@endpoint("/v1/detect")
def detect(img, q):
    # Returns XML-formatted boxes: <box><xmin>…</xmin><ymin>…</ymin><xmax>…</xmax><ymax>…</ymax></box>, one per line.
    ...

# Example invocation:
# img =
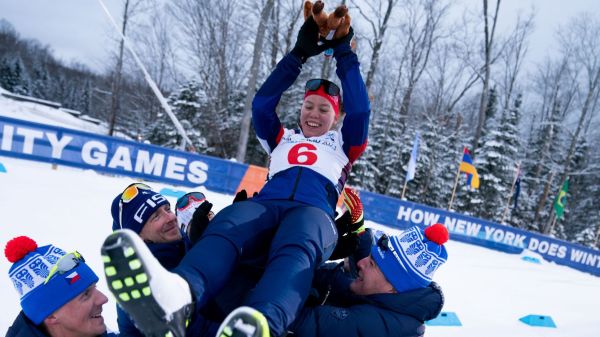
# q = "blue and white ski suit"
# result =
<box><xmin>174</xmin><ymin>42</ymin><xmax>370</xmax><ymax>336</ymax></box>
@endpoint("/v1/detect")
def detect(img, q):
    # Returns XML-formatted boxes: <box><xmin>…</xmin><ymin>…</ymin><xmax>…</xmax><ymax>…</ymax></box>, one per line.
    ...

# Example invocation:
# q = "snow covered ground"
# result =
<box><xmin>2</xmin><ymin>92</ymin><xmax>600</xmax><ymax>336</ymax></box>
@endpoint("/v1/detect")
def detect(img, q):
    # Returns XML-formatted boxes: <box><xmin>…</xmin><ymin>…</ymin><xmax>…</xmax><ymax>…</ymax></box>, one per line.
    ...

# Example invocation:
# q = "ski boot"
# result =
<box><xmin>216</xmin><ymin>306</ymin><xmax>270</xmax><ymax>337</ymax></box>
<box><xmin>101</xmin><ymin>229</ymin><xmax>193</xmax><ymax>337</ymax></box>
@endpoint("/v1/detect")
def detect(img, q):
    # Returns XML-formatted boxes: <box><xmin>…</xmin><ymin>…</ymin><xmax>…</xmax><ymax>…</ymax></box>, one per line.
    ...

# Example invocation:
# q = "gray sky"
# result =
<box><xmin>0</xmin><ymin>0</ymin><xmax>123</xmax><ymax>71</ymax></box>
<box><xmin>1</xmin><ymin>0</ymin><xmax>599</xmax><ymax>73</ymax></box>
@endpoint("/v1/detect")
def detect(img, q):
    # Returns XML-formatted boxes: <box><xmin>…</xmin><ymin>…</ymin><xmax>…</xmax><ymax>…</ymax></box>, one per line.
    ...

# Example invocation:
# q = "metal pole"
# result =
<box><xmin>96</xmin><ymin>0</ymin><xmax>195</xmax><ymax>152</ymax></box>
<box><xmin>448</xmin><ymin>163</ymin><xmax>461</xmax><ymax>211</ymax></box>
<box><xmin>401</xmin><ymin>180</ymin><xmax>408</xmax><ymax>200</ymax></box>
<box><xmin>548</xmin><ymin>214</ymin><xmax>557</xmax><ymax>235</ymax></box>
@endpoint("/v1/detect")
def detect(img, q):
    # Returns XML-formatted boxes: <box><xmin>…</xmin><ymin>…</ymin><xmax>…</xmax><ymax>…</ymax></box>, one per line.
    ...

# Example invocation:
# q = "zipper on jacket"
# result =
<box><xmin>288</xmin><ymin>167</ymin><xmax>303</xmax><ymax>200</ymax></box>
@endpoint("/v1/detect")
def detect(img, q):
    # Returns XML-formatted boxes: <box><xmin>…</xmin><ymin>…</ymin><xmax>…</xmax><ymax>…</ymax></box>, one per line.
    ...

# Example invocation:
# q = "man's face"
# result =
<box><xmin>139</xmin><ymin>204</ymin><xmax>181</xmax><ymax>243</ymax></box>
<box><xmin>46</xmin><ymin>284</ymin><xmax>108</xmax><ymax>337</ymax></box>
<box><xmin>350</xmin><ymin>255</ymin><xmax>395</xmax><ymax>296</ymax></box>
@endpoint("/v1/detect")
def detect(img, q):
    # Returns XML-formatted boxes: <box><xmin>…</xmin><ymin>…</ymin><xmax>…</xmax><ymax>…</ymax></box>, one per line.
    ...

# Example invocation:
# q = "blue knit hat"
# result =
<box><xmin>5</xmin><ymin>236</ymin><xmax>99</xmax><ymax>325</ymax></box>
<box><xmin>111</xmin><ymin>184</ymin><xmax>169</xmax><ymax>233</ymax></box>
<box><xmin>371</xmin><ymin>224</ymin><xmax>448</xmax><ymax>293</ymax></box>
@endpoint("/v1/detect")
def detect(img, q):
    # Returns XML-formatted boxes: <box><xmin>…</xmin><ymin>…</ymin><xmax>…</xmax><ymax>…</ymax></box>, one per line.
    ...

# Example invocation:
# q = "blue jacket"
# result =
<box><xmin>252</xmin><ymin>44</ymin><xmax>370</xmax><ymax>217</ymax></box>
<box><xmin>6</xmin><ymin>311</ymin><xmax>118</xmax><ymax>337</ymax></box>
<box><xmin>289</xmin><ymin>263</ymin><xmax>445</xmax><ymax>337</ymax></box>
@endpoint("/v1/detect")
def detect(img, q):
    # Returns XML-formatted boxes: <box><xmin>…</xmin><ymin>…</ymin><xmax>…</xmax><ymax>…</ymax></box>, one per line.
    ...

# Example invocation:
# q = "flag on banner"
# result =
<box><xmin>405</xmin><ymin>132</ymin><xmax>420</xmax><ymax>183</ymax></box>
<box><xmin>513</xmin><ymin>170</ymin><xmax>521</xmax><ymax>209</ymax></box>
<box><xmin>553</xmin><ymin>178</ymin><xmax>569</xmax><ymax>220</ymax></box>
<box><xmin>459</xmin><ymin>147</ymin><xmax>480</xmax><ymax>189</ymax></box>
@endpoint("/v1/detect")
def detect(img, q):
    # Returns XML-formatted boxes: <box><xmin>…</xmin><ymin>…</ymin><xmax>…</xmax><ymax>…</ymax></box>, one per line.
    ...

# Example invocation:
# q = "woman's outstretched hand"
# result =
<box><xmin>291</xmin><ymin>16</ymin><xmax>330</xmax><ymax>63</ymax></box>
<box><xmin>323</xmin><ymin>26</ymin><xmax>354</xmax><ymax>51</ymax></box>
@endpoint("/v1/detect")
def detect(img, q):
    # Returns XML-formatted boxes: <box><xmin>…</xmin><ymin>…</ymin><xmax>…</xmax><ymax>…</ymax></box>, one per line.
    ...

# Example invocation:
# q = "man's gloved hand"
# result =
<box><xmin>329</xmin><ymin>213</ymin><xmax>360</xmax><ymax>261</ymax></box>
<box><xmin>329</xmin><ymin>188</ymin><xmax>365</xmax><ymax>261</ymax></box>
<box><xmin>188</xmin><ymin>201</ymin><xmax>213</xmax><ymax>244</ymax></box>
<box><xmin>341</xmin><ymin>187</ymin><xmax>365</xmax><ymax>234</ymax></box>
<box><xmin>233</xmin><ymin>189</ymin><xmax>248</xmax><ymax>203</ymax></box>
<box><xmin>291</xmin><ymin>16</ymin><xmax>330</xmax><ymax>63</ymax></box>
<box><xmin>232</xmin><ymin>189</ymin><xmax>258</xmax><ymax>203</ymax></box>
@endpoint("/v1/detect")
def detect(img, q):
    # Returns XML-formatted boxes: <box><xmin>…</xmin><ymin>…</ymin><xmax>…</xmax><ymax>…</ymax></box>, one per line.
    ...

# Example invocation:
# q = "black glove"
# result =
<box><xmin>188</xmin><ymin>201</ymin><xmax>213</xmax><ymax>244</ymax></box>
<box><xmin>232</xmin><ymin>189</ymin><xmax>257</xmax><ymax>203</ymax></box>
<box><xmin>323</xmin><ymin>26</ymin><xmax>354</xmax><ymax>52</ymax></box>
<box><xmin>334</xmin><ymin>210</ymin><xmax>364</xmax><ymax>237</ymax></box>
<box><xmin>291</xmin><ymin>16</ymin><xmax>330</xmax><ymax>63</ymax></box>
<box><xmin>329</xmin><ymin>232</ymin><xmax>359</xmax><ymax>261</ymax></box>
<box><xmin>233</xmin><ymin>189</ymin><xmax>248</xmax><ymax>203</ymax></box>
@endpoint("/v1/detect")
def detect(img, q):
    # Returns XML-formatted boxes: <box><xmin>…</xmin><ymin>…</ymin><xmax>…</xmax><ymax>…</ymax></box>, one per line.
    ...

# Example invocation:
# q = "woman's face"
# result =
<box><xmin>300</xmin><ymin>95</ymin><xmax>338</xmax><ymax>138</ymax></box>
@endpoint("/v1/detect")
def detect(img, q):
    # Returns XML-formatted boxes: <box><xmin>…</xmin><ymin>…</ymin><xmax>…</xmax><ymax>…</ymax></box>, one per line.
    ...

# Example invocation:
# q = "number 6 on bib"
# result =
<box><xmin>287</xmin><ymin>143</ymin><xmax>318</xmax><ymax>165</ymax></box>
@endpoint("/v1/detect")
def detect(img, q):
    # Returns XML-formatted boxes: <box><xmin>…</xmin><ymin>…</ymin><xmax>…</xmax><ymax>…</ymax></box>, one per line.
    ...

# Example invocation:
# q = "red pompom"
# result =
<box><xmin>424</xmin><ymin>223</ymin><xmax>449</xmax><ymax>245</ymax></box>
<box><xmin>5</xmin><ymin>236</ymin><xmax>38</xmax><ymax>263</ymax></box>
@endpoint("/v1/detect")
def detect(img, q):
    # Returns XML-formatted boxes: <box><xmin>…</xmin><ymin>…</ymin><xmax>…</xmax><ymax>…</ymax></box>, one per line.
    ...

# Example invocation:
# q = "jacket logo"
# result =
<box><xmin>331</xmin><ymin>309</ymin><xmax>349</xmax><ymax>320</ymax></box>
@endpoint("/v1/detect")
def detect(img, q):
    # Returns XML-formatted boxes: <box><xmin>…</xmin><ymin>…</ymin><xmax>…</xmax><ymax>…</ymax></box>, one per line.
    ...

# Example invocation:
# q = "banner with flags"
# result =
<box><xmin>553</xmin><ymin>178</ymin><xmax>569</xmax><ymax>220</ymax></box>
<box><xmin>459</xmin><ymin>147</ymin><xmax>480</xmax><ymax>189</ymax></box>
<box><xmin>405</xmin><ymin>132</ymin><xmax>420</xmax><ymax>183</ymax></box>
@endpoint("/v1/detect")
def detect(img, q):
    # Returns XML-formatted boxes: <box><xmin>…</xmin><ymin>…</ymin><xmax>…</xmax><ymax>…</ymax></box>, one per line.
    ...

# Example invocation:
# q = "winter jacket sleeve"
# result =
<box><xmin>290</xmin><ymin>304</ymin><xmax>425</xmax><ymax>337</ymax></box>
<box><xmin>6</xmin><ymin>311</ymin><xmax>48</xmax><ymax>337</ymax></box>
<box><xmin>334</xmin><ymin>43</ymin><xmax>370</xmax><ymax>163</ymax></box>
<box><xmin>252</xmin><ymin>53</ymin><xmax>303</xmax><ymax>153</ymax></box>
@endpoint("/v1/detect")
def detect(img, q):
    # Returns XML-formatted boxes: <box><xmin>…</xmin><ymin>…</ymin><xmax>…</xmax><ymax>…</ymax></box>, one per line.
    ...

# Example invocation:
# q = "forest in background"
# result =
<box><xmin>1</xmin><ymin>0</ymin><xmax>599</xmax><ymax>248</ymax></box>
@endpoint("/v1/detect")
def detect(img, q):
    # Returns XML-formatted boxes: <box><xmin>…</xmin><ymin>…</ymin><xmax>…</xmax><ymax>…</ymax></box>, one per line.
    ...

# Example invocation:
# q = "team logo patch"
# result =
<box><xmin>331</xmin><ymin>309</ymin><xmax>349</xmax><ymax>320</ymax></box>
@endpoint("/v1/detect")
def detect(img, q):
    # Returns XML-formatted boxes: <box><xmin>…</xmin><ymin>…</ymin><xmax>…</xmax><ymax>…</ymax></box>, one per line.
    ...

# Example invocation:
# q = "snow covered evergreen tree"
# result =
<box><xmin>472</xmin><ymin>89</ymin><xmax>522</xmax><ymax>222</ymax></box>
<box><xmin>521</xmin><ymin>99</ymin><xmax>566</xmax><ymax>231</ymax></box>
<box><xmin>348</xmin><ymin>110</ymin><xmax>380</xmax><ymax>191</ymax></box>
<box><xmin>29</xmin><ymin>59</ymin><xmax>51</xmax><ymax>100</ymax></box>
<box><xmin>560</xmin><ymin>138</ymin><xmax>599</xmax><ymax>247</ymax></box>
<box><xmin>500</xmin><ymin>94</ymin><xmax>524</xmax><ymax>226</ymax></box>
<box><xmin>0</xmin><ymin>56</ymin><xmax>29</xmax><ymax>94</ymax></box>
<box><xmin>459</xmin><ymin>88</ymin><xmax>501</xmax><ymax>217</ymax></box>
<box><xmin>376</xmin><ymin>112</ymin><xmax>411</xmax><ymax>197</ymax></box>
<box><xmin>145</xmin><ymin>80</ymin><xmax>208</xmax><ymax>152</ymax></box>
<box><xmin>420</xmin><ymin>120</ymin><xmax>460</xmax><ymax>210</ymax></box>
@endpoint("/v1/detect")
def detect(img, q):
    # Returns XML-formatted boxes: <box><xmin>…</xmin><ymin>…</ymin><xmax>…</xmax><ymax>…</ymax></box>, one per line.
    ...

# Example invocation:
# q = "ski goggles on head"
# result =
<box><xmin>377</xmin><ymin>234</ymin><xmax>390</xmax><ymax>252</ymax></box>
<box><xmin>119</xmin><ymin>183</ymin><xmax>153</xmax><ymax>229</ymax></box>
<box><xmin>44</xmin><ymin>251</ymin><xmax>84</xmax><ymax>284</ymax></box>
<box><xmin>305</xmin><ymin>79</ymin><xmax>341</xmax><ymax>97</ymax></box>
<box><xmin>120</xmin><ymin>183</ymin><xmax>152</xmax><ymax>203</ymax></box>
<box><xmin>175</xmin><ymin>192</ymin><xmax>207</xmax><ymax>210</ymax></box>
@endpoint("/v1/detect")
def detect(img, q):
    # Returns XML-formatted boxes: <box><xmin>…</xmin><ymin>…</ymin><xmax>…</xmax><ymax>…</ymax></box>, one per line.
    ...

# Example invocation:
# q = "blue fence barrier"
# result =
<box><xmin>1</xmin><ymin>115</ymin><xmax>599</xmax><ymax>277</ymax></box>
<box><xmin>359</xmin><ymin>191</ymin><xmax>600</xmax><ymax>277</ymax></box>
<box><xmin>0</xmin><ymin>116</ymin><xmax>247</xmax><ymax>194</ymax></box>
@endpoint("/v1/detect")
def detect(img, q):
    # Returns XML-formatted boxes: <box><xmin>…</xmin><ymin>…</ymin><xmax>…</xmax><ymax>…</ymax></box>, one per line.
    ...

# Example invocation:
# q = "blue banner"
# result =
<box><xmin>0</xmin><ymin>115</ymin><xmax>247</xmax><ymax>194</ymax></box>
<box><xmin>360</xmin><ymin>190</ymin><xmax>600</xmax><ymax>277</ymax></box>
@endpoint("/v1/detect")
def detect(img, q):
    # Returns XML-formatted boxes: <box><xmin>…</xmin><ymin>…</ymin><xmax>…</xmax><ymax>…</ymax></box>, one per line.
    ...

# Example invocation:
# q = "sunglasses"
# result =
<box><xmin>305</xmin><ymin>79</ymin><xmax>341</xmax><ymax>97</ymax></box>
<box><xmin>44</xmin><ymin>251</ymin><xmax>84</xmax><ymax>284</ymax></box>
<box><xmin>119</xmin><ymin>183</ymin><xmax>152</xmax><ymax>229</ymax></box>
